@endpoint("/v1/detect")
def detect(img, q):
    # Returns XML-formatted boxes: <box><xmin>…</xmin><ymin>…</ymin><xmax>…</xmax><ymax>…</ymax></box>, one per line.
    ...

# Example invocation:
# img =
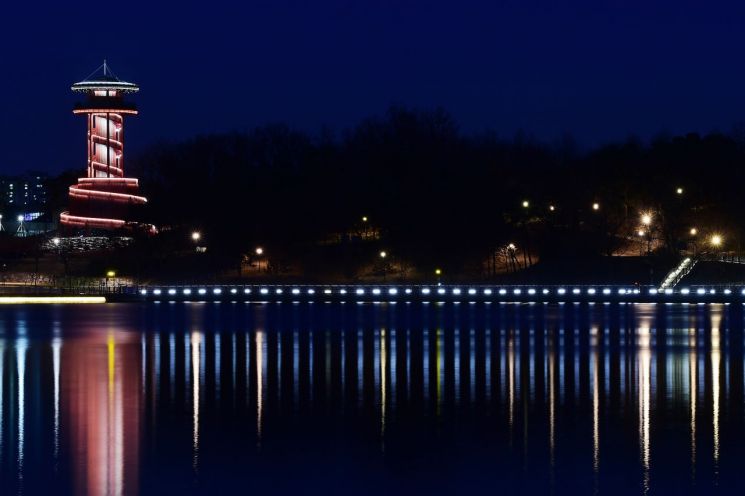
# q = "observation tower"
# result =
<box><xmin>60</xmin><ymin>61</ymin><xmax>150</xmax><ymax>231</ymax></box>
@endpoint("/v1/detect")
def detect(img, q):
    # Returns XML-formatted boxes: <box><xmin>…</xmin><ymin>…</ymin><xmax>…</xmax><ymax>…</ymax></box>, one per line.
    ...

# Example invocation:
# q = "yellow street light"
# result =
<box><xmin>641</xmin><ymin>213</ymin><xmax>652</xmax><ymax>226</ymax></box>
<box><xmin>106</xmin><ymin>270</ymin><xmax>116</xmax><ymax>278</ymax></box>
<box><xmin>592</xmin><ymin>202</ymin><xmax>600</xmax><ymax>211</ymax></box>
<box><xmin>255</xmin><ymin>247</ymin><xmax>264</xmax><ymax>255</ymax></box>
<box><xmin>435</xmin><ymin>268</ymin><xmax>442</xmax><ymax>275</ymax></box>
<box><xmin>362</xmin><ymin>216</ymin><xmax>368</xmax><ymax>222</ymax></box>
<box><xmin>690</xmin><ymin>228</ymin><xmax>697</xmax><ymax>236</ymax></box>
<box><xmin>191</xmin><ymin>231</ymin><xmax>201</xmax><ymax>242</ymax></box>
<box><xmin>711</xmin><ymin>235</ymin><xmax>723</xmax><ymax>247</ymax></box>
<box><xmin>676</xmin><ymin>187</ymin><xmax>684</xmax><ymax>195</ymax></box>
<box><xmin>508</xmin><ymin>243</ymin><xmax>516</xmax><ymax>250</ymax></box>
<box><xmin>522</xmin><ymin>200</ymin><xmax>529</xmax><ymax>208</ymax></box>
<box><xmin>379</xmin><ymin>250</ymin><xmax>387</xmax><ymax>259</ymax></box>
<box><xmin>637</xmin><ymin>230</ymin><xmax>645</xmax><ymax>237</ymax></box>
<box><xmin>549</xmin><ymin>205</ymin><xmax>555</xmax><ymax>212</ymax></box>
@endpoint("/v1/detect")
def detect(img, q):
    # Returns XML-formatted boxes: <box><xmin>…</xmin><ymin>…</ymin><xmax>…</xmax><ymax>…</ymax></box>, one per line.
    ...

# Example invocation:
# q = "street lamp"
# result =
<box><xmin>592</xmin><ymin>202</ymin><xmax>600</xmax><ymax>211</ymax></box>
<box><xmin>690</xmin><ymin>228</ymin><xmax>697</xmax><ymax>236</ymax></box>
<box><xmin>676</xmin><ymin>187</ymin><xmax>684</xmax><ymax>195</ymax></box>
<box><xmin>16</xmin><ymin>215</ymin><xmax>26</xmax><ymax>237</ymax></box>
<box><xmin>362</xmin><ymin>216</ymin><xmax>368</xmax><ymax>222</ymax></box>
<box><xmin>191</xmin><ymin>231</ymin><xmax>201</xmax><ymax>242</ymax></box>
<box><xmin>637</xmin><ymin>230</ymin><xmax>646</xmax><ymax>255</ymax></box>
<box><xmin>641</xmin><ymin>213</ymin><xmax>652</xmax><ymax>226</ymax></box>
<box><xmin>522</xmin><ymin>200</ymin><xmax>529</xmax><ymax>208</ymax></box>
<box><xmin>255</xmin><ymin>247</ymin><xmax>264</xmax><ymax>256</ymax></box>
<box><xmin>711</xmin><ymin>235</ymin><xmax>723</xmax><ymax>248</ymax></box>
<box><xmin>379</xmin><ymin>251</ymin><xmax>388</xmax><ymax>281</ymax></box>
<box><xmin>52</xmin><ymin>237</ymin><xmax>60</xmax><ymax>246</ymax></box>
<box><xmin>435</xmin><ymin>268</ymin><xmax>442</xmax><ymax>285</ymax></box>
<box><xmin>549</xmin><ymin>205</ymin><xmax>555</xmax><ymax>212</ymax></box>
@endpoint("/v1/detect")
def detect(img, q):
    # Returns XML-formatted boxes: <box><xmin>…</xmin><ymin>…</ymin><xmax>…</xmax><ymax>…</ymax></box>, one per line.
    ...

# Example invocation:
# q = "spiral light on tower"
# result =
<box><xmin>60</xmin><ymin>61</ymin><xmax>150</xmax><ymax>231</ymax></box>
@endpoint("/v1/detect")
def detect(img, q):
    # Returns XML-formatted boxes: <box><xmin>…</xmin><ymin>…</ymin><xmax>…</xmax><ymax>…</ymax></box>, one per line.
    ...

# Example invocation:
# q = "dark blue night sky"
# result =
<box><xmin>2</xmin><ymin>0</ymin><xmax>745</xmax><ymax>174</ymax></box>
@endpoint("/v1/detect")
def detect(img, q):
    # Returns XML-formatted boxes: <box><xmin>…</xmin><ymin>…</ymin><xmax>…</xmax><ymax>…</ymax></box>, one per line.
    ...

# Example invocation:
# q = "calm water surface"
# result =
<box><xmin>0</xmin><ymin>302</ymin><xmax>743</xmax><ymax>495</ymax></box>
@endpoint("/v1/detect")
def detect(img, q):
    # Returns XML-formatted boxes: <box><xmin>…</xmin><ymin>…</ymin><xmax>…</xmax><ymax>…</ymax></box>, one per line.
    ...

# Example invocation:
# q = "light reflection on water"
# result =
<box><xmin>0</xmin><ymin>302</ymin><xmax>743</xmax><ymax>494</ymax></box>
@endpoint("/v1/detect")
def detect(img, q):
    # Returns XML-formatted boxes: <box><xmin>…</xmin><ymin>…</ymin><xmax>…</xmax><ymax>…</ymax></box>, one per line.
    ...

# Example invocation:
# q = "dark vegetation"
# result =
<box><xmin>7</xmin><ymin>106</ymin><xmax>745</xmax><ymax>282</ymax></box>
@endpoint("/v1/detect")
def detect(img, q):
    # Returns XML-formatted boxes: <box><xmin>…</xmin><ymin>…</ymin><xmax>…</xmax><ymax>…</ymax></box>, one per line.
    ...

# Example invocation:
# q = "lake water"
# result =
<box><xmin>0</xmin><ymin>302</ymin><xmax>743</xmax><ymax>495</ymax></box>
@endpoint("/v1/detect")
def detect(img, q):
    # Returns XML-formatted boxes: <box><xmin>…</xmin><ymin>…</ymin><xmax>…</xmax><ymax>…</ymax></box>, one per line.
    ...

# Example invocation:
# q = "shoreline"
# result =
<box><xmin>0</xmin><ymin>283</ymin><xmax>743</xmax><ymax>304</ymax></box>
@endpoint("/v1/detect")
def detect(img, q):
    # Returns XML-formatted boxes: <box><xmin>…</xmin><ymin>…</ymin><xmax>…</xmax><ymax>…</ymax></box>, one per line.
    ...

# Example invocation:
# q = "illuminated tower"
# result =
<box><xmin>60</xmin><ymin>61</ymin><xmax>149</xmax><ymax>231</ymax></box>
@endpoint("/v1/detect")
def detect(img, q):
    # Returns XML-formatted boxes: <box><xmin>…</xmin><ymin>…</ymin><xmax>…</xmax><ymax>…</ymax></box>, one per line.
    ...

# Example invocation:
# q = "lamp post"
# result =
<box><xmin>16</xmin><ymin>215</ymin><xmax>26</xmax><ymax>237</ymax></box>
<box><xmin>641</xmin><ymin>213</ymin><xmax>652</xmax><ymax>255</ymax></box>
<box><xmin>255</xmin><ymin>247</ymin><xmax>265</xmax><ymax>272</ymax></box>
<box><xmin>379</xmin><ymin>250</ymin><xmax>387</xmax><ymax>281</ymax></box>
<box><xmin>710</xmin><ymin>235</ymin><xmax>723</xmax><ymax>256</ymax></box>
<box><xmin>689</xmin><ymin>228</ymin><xmax>698</xmax><ymax>256</ymax></box>
<box><xmin>435</xmin><ymin>268</ymin><xmax>442</xmax><ymax>286</ymax></box>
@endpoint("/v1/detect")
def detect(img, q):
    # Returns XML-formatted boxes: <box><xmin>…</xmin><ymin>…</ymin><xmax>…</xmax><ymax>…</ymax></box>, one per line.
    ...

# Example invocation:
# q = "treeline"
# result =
<box><xmin>69</xmin><ymin>107</ymin><xmax>745</xmax><ymax>277</ymax></box>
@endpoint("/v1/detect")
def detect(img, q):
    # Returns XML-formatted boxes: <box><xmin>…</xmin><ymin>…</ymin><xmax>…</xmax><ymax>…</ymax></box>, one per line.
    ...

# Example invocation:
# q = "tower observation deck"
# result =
<box><xmin>60</xmin><ymin>61</ymin><xmax>152</xmax><ymax>231</ymax></box>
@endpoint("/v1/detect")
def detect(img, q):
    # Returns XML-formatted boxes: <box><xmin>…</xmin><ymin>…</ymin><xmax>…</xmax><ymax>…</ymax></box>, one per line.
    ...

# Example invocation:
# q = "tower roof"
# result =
<box><xmin>71</xmin><ymin>60</ymin><xmax>139</xmax><ymax>93</ymax></box>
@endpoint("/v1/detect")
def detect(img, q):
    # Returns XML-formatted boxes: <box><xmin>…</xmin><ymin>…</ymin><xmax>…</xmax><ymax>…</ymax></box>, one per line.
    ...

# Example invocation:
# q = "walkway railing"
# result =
<box><xmin>659</xmin><ymin>257</ymin><xmax>696</xmax><ymax>289</ymax></box>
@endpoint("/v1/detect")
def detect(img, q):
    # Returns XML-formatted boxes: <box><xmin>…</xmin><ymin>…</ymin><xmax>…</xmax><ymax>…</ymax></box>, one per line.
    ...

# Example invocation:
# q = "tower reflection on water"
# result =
<box><xmin>0</xmin><ymin>302</ymin><xmax>740</xmax><ymax>493</ymax></box>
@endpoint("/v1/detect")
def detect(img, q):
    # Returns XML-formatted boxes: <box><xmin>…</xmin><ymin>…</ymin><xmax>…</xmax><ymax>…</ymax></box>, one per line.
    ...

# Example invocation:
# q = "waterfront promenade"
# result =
<box><xmin>1</xmin><ymin>282</ymin><xmax>745</xmax><ymax>304</ymax></box>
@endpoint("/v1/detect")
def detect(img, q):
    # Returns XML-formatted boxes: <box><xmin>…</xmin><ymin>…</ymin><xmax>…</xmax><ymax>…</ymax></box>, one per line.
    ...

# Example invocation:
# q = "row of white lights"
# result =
<box><xmin>141</xmin><ymin>286</ymin><xmax>738</xmax><ymax>297</ymax></box>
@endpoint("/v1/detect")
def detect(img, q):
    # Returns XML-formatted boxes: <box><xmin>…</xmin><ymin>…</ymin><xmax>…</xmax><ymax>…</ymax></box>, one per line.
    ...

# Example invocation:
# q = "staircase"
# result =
<box><xmin>659</xmin><ymin>257</ymin><xmax>697</xmax><ymax>290</ymax></box>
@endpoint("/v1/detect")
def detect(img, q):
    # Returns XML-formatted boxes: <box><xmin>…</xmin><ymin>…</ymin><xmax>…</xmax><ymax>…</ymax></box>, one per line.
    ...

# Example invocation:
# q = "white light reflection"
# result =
<box><xmin>169</xmin><ymin>333</ymin><xmax>175</xmax><ymax>400</ymax></box>
<box><xmin>0</xmin><ymin>340</ymin><xmax>3</xmax><ymax>464</ymax></box>
<box><xmin>380</xmin><ymin>328</ymin><xmax>387</xmax><ymax>449</ymax></box>
<box><xmin>638</xmin><ymin>321</ymin><xmax>651</xmax><ymax>495</ymax></box>
<box><xmin>16</xmin><ymin>337</ymin><xmax>27</xmax><ymax>483</ymax></box>
<box><xmin>592</xmin><ymin>332</ymin><xmax>600</xmax><ymax>475</ymax></box>
<box><xmin>256</xmin><ymin>330</ymin><xmax>265</xmax><ymax>447</ymax></box>
<box><xmin>52</xmin><ymin>335</ymin><xmax>61</xmax><ymax>463</ymax></box>
<box><xmin>191</xmin><ymin>331</ymin><xmax>202</xmax><ymax>471</ymax></box>
<box><xmin>548</xmin><ymin>336</ymin><xmax>556</xmax><ymax>469</ymax></box>
<box><xmin>689</xmin><ymin>330</ymin><xmax>697</xmax><ymax>479</ymax></box>
<box><xmin>508</xmin><ymin>332</ymin><xmax>515</xmax><ymax>429</ymax></box>
<box><xmin>711</xmin><ymin>312</ymin><xmax>721</xmax><ymax>472</ymax></box>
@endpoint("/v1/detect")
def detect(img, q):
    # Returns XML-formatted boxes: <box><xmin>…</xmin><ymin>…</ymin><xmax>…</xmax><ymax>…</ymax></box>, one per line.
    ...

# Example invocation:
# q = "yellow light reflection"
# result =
<box><xmin>0</xmin><ymin>296</ymin><xmax>106</xmax><ymax>304</ymax></box>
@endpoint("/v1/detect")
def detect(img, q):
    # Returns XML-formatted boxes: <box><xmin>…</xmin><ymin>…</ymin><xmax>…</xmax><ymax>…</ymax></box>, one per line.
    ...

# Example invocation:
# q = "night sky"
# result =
<box><xmin>2</xmin><ymin>0</ymin><xmax>745</xmax><ymax>174</ymax></box>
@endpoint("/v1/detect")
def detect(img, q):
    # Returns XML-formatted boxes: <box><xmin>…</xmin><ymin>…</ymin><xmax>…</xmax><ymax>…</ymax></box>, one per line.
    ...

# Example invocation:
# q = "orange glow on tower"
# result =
<box><xmin>60</xmin><ymin>61</ymin><xmax>151</xmax><ymax>231</ymax></box>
